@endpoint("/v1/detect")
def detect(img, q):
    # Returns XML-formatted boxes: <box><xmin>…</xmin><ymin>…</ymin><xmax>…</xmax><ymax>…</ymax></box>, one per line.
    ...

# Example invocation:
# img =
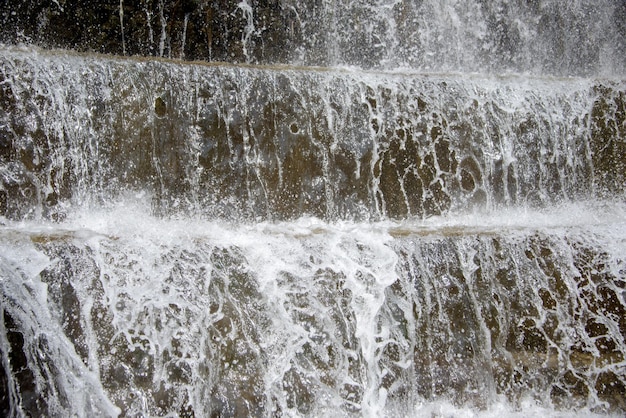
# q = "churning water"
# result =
<box><xmin>2</xmin><ymin>198</ymin><xmax>625</xmax><ymax>417</ymax></box>
<box><xmin>1</xmin><ymin>1</ymin><xmax>625</xmax><ymax>417</ymax></box>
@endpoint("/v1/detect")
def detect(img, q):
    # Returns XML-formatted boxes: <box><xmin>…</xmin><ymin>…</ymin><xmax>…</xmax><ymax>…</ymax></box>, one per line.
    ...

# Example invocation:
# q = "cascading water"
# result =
<box><xmin>1</xmin><ymin>1</ymin><xmax>625</xmax><ymax>417</ymax></box>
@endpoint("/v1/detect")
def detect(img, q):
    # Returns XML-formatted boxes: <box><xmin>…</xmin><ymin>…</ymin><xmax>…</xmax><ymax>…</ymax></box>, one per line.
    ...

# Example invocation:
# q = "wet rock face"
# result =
<box><xmin>1</xmin><ymin>2</ymin><xmax>625</xmax><ymax>417</ymax></box>
<box><xmin>591</xmin><ymin>86</ymin><xmax>626</xmax><ymax>196</ymax></box>
<box><xmin>0</xmin><ymin>0</ymin><xmax>297</xmax><ymax>64</ymax></box>
<box><xmin>1</xmin><ymin>50</ymin><xmax>624</xmax><ymax>222</ymax></box>
<box><xmin>3</xmin><ymin>225</ymin><xmax>626</xmax><ymax>416</ymax></box>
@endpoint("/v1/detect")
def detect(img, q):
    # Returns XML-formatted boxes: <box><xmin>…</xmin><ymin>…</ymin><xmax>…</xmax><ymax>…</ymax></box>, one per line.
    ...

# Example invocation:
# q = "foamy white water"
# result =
<box><xmin>0</xmin><ymin>1</ymin><xmax>625</xmax><ymax>415</ymax></box>
<box><xmin>1</xmin><ymin>198</ymin><xmax>625</xmax><ymax>416</ymax></box>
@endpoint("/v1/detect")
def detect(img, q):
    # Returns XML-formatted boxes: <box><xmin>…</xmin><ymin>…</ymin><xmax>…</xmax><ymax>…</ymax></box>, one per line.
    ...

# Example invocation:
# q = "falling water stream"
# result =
<box><xmin>1</xmin><ymin>1</ymin><xmax>625</xmax><ymax>417</ymax></box>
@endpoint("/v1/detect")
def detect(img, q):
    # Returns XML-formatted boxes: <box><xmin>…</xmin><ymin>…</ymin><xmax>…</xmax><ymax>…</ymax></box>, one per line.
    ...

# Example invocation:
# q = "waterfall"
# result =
<box><xmin>1</xmin><ymin>1</ymin><xmax>625</xmax><ymax>417</ymax></box>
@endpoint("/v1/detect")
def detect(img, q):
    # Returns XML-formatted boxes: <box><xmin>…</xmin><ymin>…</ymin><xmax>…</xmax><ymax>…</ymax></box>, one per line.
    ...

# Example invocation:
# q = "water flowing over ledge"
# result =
<box><xmin>1</xmin><ymin>47</ymin><xmax>624</xmax><ymax>223</ymax></box>
<box><xmin>1</xmin><ymin>200</ymin><xmax>626</xmax><ymax>416</ymax></box>
<box><xmin>0</xmin><ymin>40</ymin><xmax>625</xmax><ymax>418</ymax></box>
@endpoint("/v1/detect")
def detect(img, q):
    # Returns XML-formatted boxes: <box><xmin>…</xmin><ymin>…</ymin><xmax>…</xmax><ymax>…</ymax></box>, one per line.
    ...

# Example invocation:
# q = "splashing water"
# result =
<box><xmin>0</xmin><ymin>1</ymin><xmax>625</xmax><ymax>417</ymax></box>
<box><xmin>1</xmin><ymin>197</ymin><xmax>625</xmax><ymax>416</ymax></box>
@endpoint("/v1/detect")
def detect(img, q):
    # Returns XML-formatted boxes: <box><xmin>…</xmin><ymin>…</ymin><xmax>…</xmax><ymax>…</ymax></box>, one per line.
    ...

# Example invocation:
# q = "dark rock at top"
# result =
<box><xmin>1</xmin><ymin>0</ymin><xmax>625</xmax><ymax>76</ymax></box>
<box><xmin>0</xmin><ymin>0</ymin><xmax>299</xmax><ymax>65</ymax></box>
